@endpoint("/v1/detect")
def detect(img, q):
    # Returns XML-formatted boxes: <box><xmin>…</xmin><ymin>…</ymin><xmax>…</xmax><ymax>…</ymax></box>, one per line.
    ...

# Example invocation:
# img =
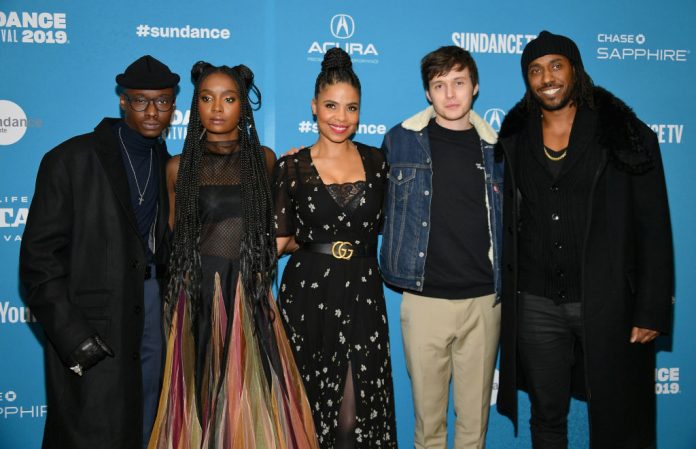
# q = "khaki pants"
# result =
<box><xmin>401</xmin><ymin>292</ymin><xmax>501</xmax><ymax>449</ymax></box>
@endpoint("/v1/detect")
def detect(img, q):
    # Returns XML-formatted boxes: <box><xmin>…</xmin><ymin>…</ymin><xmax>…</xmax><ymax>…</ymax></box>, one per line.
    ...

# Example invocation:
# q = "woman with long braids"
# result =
<box><xmin>274</xmin><ymin>48</ymin><xmax>398</xmax><ymax>448</ymax></box>
<box><xmin>148</xmin><ymin>62</ymin><xmax>318</xmax><ymax>449</ymax></box>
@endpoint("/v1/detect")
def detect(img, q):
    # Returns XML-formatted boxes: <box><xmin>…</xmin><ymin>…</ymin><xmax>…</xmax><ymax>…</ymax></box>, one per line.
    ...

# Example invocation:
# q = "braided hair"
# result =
<box><xmin>165</xmin><ymin>61</ymin><xmax>275</xmax><ymax>328</ymax></box>
<box><xmin>314</xmin><ymin>47</ymin><xmax>361</xmax><ymax>97</ymax></box>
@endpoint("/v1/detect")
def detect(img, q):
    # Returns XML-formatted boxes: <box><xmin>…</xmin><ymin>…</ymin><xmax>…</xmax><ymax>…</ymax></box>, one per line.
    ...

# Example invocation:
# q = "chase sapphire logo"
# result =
<box><xmin>330</xmin><ymin>14</ymin><xmax>354</xmax><ymax>39</ymax></box>
<box><xmin>484</xmin><ymin>108</ymin><xmax>506</xmax><ymax>132</ymax></box>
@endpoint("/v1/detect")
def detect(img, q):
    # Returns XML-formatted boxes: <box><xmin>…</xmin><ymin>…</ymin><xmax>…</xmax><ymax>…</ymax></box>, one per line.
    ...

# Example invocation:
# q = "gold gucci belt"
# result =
<box><xmin>331</xmin><ymin>241</ymin><xmax>354</xmax><ymax>260</ymax></box>
<box><xmin>299</xmin><ymin>241</ymin><xmax>376</xmax><ymax>260</ymax></box>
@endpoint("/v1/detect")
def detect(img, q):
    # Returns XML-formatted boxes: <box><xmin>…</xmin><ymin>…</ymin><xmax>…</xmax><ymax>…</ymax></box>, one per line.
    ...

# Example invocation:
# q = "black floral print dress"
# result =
<box><xmin>273</xmin><ymin>143</ymin><xmax>397</xmax><ymax>448</ymax></box>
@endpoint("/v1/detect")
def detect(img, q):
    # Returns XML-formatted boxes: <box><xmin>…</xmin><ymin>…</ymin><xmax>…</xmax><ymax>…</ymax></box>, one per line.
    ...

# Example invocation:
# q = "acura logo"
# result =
<box><xmin>484</xmin><ymin>108</ymin><xmax>506</xmax><ymax>133</ymax></box>
<box><xmin>330</xmin><ymin>14</ymin><xmax>355</xmax><ymax>39</ymax></box>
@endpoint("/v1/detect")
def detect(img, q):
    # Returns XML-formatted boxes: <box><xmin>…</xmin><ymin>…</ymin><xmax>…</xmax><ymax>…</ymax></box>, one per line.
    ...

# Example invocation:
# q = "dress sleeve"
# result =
<box><xmin>272</xmin><ymin>156</ymin><xmax>296</xmax><ymax>237</ymax></box>
<box><xmin>370</xmin><ymin>144</ymin><xmax>388</xmax><ymax>234</ymax></box>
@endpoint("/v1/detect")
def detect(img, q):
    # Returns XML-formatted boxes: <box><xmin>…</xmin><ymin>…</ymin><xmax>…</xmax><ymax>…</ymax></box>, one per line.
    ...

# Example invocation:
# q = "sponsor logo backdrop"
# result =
<box><xmin>2</xmin><ymin>1</ymin><xmax>694</xmax><ymax>448</ymax></box>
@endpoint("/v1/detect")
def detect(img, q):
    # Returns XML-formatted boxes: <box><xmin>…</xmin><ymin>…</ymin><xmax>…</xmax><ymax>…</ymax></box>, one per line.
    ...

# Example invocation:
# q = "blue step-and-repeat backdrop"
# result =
<box><xmin>1</xmin><ymin>1</ymin><xmax>694</xmax><ymax>448</ymax></box>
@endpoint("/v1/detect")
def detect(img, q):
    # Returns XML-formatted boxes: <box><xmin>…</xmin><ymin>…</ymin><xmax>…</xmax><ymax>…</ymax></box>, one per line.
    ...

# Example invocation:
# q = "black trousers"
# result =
<box><xmin>141</xmin><ymin>268</ymin><xmax>163</xmax><ymax>449</ymax></box>
<box><xmin>518</xmin><ymin>293</ymin><xmax>584</xmax><ymax>449</ymax></box>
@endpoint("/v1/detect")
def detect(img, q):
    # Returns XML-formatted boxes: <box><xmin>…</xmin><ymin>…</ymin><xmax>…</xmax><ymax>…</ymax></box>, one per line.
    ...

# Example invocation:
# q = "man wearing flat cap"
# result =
<box><xmin>20</xmin><ymin>55</ymin><xmax>179</xmax><ymax>449</ymax></box>
<box><xmin>496</xmin><ymin>31</ymin><xmax>673</xmax><ymax>448</ymax></box>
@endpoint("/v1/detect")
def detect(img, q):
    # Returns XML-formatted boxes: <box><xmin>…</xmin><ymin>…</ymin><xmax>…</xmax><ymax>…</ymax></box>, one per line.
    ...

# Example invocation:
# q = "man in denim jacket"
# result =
<box><xmin>380</xmin><ymin>46</ymin><xmax>503</xmax><ymax>449</ymax></box>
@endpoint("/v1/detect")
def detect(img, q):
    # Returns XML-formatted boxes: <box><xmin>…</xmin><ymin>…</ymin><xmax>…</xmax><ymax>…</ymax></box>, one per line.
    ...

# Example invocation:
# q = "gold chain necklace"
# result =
<box><xmin>543</xmin><ymin>146</ymin><xmax>567</xmax><ymax>161</ymax></box>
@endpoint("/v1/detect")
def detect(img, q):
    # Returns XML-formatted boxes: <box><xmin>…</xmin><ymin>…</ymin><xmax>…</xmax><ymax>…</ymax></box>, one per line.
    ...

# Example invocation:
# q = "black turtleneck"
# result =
<box><xmin>112</xmin><ymin>120</ymin><xmax>160</xmax><ymax>259</ymax></box>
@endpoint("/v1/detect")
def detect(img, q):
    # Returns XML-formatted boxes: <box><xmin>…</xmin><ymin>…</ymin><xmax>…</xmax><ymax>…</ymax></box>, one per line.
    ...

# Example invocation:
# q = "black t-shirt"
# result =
<box><xmin>419</xmin><ymin>118</ymin><xmax>494</xmax><ymax>299</ymax></box>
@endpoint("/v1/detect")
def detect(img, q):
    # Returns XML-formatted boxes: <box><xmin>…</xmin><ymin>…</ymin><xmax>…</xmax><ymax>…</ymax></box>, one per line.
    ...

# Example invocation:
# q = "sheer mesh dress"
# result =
<box><xmin>148</xmin><ymin>141</ymin><xmax>318</xmax><ymax>449</ymax></box>
<box><xmin>273</xmin><ymin>144</ymin><xmax>397</xmax><ymax>448</ymax></box>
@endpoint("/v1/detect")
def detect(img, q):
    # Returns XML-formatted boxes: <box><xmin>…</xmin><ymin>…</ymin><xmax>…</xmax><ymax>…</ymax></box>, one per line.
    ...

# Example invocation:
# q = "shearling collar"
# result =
<box><xmin>401</xmin><ymin>105</ymin><xmax>498</xmax><ymax>145</ymax></box>
<box><xmin>498</xmin><ymin>87</ymin><xmax>654</xmax><ymax>173</ymax></box>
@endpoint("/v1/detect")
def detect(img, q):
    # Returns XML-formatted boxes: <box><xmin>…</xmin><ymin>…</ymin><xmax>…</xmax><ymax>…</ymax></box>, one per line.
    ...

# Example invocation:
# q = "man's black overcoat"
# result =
<box><xmin>496</xmin><ymin>88</ymin><xmax>673</xmax><ymax>448</ymax></box>
<box><xmin>20</xmin><ymin>118</ymin><xmax>170</xmax><ymax>449</ymax></box>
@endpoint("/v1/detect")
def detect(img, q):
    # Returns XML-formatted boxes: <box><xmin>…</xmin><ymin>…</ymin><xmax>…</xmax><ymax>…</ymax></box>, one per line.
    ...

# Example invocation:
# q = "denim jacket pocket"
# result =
<box><xmin>388</xmin><ymin>166</ymin><xmax>417</xmax><ymax>199</ymax></box>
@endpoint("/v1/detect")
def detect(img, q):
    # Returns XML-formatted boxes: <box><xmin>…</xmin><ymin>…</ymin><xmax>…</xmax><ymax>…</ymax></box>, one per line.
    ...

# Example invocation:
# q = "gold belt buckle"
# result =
<box><xmin>331</xmin><ymin>241</ymin><xmax>354</xmax><ymax>260</ymax></box>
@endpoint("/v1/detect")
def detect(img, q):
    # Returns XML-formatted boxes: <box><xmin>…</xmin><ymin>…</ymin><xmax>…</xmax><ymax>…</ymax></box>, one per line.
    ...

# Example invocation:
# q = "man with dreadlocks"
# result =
<box><xmin>496</xmin><ymin>31</ymin><xmax>673</xmax><ymax>448</ymax></box>
<box><xmin>147</xmin><ymin>61</ymin><xmax>318</xmax><ymax>449</ymax></box>
<box><xmin>20</xmin><ymin>55</ymin><xmax>178</xmax><ymax>449</ymax></box>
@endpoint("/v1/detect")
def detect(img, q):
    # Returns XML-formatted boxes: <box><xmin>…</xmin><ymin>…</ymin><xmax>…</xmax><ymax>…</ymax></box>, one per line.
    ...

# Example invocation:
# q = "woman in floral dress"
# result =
<box><xmin>274</xmin><ymin>48</ymin><xmax>397</xmax><ymax>449</ymax></box>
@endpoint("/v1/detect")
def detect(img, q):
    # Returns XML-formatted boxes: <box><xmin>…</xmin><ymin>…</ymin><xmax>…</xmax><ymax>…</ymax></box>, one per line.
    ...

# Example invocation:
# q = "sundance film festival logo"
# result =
<box><xmin>0</xmin><ymin>194</ymin><xmax>29</xmax><ymax>243</ymax></box>
<box><xmin>484</xmin><ymin>108</ymin><xmax>506</xmax><ymax>133</ymax></box>
<box><xmin>0</xmin><ymin>11</ymin><xmax>68</xmax><ymax>44</ymax></box>
<box><xmin>452</xmin><ymin>32</ymin><xmax>536</xmax><ymax>54</ymax></box>
<box><xmin>308</xmin><ymin>13</ymin><xmax>379</xmax><ymax>64</ymax></box>
<box><xmin>655</xmin><ymin>367</ymin><xmax>680</xmax><ymax>395</ymax></box>
<box><xmin>164</xmin><ymin>109</ymin><xmax>191</xmax><ymax>141</ymax></box>
<box><xmin>0</xmin><ymin>100</ymin><xmax>41</xmax><ymax>146</ymax></box>
<box><xmin>596</xmin><ymin>33</ymin><xmax>689</xmax><ymax>62</ymax></box>
<box><xmin>0</xmin><ymin>389</ymin><xmax>46</xmax><ymax>419</ymax></box>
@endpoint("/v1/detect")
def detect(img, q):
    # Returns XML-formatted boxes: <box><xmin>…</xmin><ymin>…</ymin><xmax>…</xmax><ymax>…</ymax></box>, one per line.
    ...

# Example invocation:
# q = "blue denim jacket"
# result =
<box><xmin>380</xmin><ymin>106</ymin><xmax>504</xmax><ymax>302</ymax></box>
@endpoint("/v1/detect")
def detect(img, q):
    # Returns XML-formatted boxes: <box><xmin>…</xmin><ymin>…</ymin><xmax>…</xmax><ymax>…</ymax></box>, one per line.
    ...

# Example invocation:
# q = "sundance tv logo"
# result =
<box><xmin>648</xmin><ymin>123</ymin><xmax>684</xmax><ymax>145</ymax></box>
<box><xmin>307</xmin><ymin>13</ymin><xmax>379</xmax><ymax>64</ymax></box>
<box><xmin>596</xmin><ymin>33</ymin><xmax>688</xmax><ymax>62</ymax></box>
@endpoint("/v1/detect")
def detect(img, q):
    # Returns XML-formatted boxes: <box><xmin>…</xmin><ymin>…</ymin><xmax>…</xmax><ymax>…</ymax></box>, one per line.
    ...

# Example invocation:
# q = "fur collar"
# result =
<box><xmin>498</xmin><ymin>87</ymin><xmax>653</xmax><ymax>173</ymax></box>
<box><xmin>401</xmin><ymin>106</ymin><xmax>498</xmax><ymax>144</ymax></box>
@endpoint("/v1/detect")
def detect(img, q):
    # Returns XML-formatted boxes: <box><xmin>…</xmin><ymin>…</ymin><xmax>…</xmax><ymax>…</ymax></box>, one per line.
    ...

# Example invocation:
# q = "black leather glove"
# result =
<box><xmin>68</xmin><ymin>335</ymin><xmax>114</xmax><ymax>376</ymax></box>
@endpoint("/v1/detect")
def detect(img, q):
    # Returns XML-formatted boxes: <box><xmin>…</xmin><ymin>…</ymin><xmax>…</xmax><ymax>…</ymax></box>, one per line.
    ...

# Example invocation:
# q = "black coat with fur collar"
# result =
<box><xmin>496</xmin><ymin>87</ymin><xmax>673</xmax><ymax>448</ymax></box>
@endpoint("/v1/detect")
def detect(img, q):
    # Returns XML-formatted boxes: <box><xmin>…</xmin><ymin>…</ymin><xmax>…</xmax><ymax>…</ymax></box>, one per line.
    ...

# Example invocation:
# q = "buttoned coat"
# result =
<box><xmin>20</xmin><ymin>118</ymin><xmax>170</xmax><ymax>449</ymax></box>
<box><xmin>496</xmin><ymin>88</ymin><xmax>673</xmax><ymax>448</ymax></box>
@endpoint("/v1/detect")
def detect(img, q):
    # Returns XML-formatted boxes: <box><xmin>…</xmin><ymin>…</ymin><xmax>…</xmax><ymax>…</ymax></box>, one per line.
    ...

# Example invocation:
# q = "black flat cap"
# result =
<box><xmin>116</xmin><ymin>55</ymin><xmax>180</xmax><ymax>89</ymax></box>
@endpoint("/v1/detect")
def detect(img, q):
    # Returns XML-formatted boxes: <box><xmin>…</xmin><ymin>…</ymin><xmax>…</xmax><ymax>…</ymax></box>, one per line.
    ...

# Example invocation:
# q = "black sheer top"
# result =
<box><xmin>273</xmin><ymin>143</ymin><xmax>386</xmax><ymax>246</ymax></box>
